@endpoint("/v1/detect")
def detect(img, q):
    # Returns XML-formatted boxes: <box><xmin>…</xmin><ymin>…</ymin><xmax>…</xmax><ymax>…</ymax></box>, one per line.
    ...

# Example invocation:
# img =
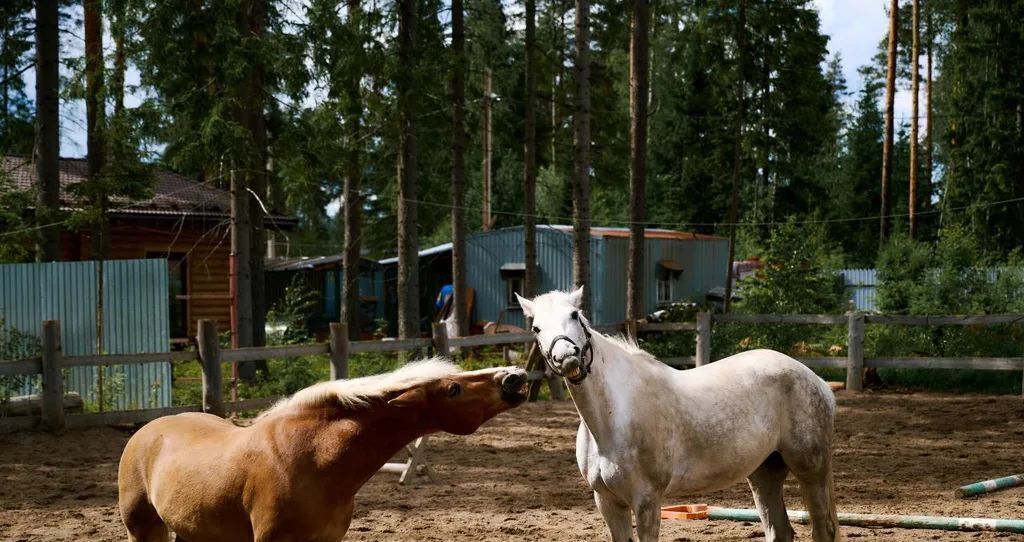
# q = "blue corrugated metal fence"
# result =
<box><xmin>0</xmin><ymin>259</ymin><xmax>170</xmax><ymax>409</ymax></box>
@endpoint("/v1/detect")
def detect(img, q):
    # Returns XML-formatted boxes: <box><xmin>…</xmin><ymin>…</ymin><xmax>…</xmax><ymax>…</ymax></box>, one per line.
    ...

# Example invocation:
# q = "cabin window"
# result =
<box><xmin>656</xmin><ymin>259</ymin><xmax>684</xmax><ymax>305</ymax></box>
<box><xmin>500</xmin><ymin>262</ymin><xmax>528</xmax><ymax>308</ymax></box>
<box><xmin>149</xmin><ymin>252</ymin><xmax>188</xmax><ymax>338</ymax></box>
<box><xmin>506</xmin><ymin>276</ymin><xmax>524</xmax><ymax>307</ymax></box>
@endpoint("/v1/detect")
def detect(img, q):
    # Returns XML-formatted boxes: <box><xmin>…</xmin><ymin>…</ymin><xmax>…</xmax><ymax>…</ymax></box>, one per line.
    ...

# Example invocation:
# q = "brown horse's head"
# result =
<box><xmin>387</xmin><ymin>366</ymin><xmax>529</xmax><ymax>435</ymax></box>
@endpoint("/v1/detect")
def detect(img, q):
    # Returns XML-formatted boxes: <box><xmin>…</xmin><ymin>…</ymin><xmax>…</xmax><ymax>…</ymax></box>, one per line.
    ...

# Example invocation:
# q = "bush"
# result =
<box><xmin>0</xmin><ymin>316</ymin><xmax>39</xmax><ymax>404</ymax></box>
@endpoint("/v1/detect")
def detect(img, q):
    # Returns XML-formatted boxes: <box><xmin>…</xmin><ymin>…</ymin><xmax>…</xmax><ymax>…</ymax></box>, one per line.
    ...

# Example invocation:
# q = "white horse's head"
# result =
<box><xmin>515</xmin><ymin>287</ymin><xmax>592</xmax><ymax>384</ymax></box>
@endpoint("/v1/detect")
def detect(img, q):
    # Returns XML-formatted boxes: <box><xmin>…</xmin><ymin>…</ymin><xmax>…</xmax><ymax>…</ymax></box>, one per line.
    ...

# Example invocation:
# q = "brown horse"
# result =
<box><xmin>118</xmin><ymin>359</ymin><xmax>529</xmax><ymax>542</ymax></box>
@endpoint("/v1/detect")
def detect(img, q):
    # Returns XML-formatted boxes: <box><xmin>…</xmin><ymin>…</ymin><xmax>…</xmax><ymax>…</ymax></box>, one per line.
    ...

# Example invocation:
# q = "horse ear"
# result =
<box><xmin>387</xmin><ymin>386</ymin><xmax>428</xmax><ymax>408</ymax></box>
<box><xmin>568</xmin><ymin>286</ymin><xmax>585</xmax><ymax>309</ymax></box>
<box><xmin>515</xmin><ymin>293</ymin><xmax>534</xmax><ymax>318</ymax></box>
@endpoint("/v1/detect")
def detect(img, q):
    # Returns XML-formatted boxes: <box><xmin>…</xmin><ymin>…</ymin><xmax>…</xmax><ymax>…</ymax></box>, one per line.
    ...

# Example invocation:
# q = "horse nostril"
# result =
<box><xmin>573</xmin><ymin>346</ymin><xmax>580</xmax><ymax>355</ymax></box>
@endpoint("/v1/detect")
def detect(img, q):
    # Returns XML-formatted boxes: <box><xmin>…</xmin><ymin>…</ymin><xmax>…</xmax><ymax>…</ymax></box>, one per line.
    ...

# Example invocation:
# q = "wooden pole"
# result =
<box><xmin>432</xmin><ymin>322</ymin><xmax>451</xmax><ymax>358</ymax></box>
<box><xmin>40</xmin><ymin>320</ymin><xmax>65</xmax><ymax>432</ymax></box>
<box><xmin>197</xmin><ymin>319</ymin><xmax>224</xmax><ymax>416</ymax></box>
<box><xmin>702</xmin><ymin>507</ymin><xmax>1024</xmax><ymax>535</ymax></box>
<box><xmin>329</xmin><ymin>322</ymin><xmax>349</xmax><ymax>380</ymax></box>
<box><xmin>624</xmin><ymin>319</ymin><xmax>638</xmax><ymax>342</ymax></box>
<box><xmin>695</xmin><ymin>312</ymin><xmax>711</xmax><ymax>367</ymax></box>
<box><xmin>847</xmin><ymin>311</ymin><xmax>865</xmax><ymax>392</ymax></box>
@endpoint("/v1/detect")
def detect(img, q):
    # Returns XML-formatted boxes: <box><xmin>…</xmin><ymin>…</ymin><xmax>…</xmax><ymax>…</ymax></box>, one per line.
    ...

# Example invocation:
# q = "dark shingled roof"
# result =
<box><xmin>1</xmin><ymin>156</ymin><xmax>296</xmax><ymax>227</ymax></box>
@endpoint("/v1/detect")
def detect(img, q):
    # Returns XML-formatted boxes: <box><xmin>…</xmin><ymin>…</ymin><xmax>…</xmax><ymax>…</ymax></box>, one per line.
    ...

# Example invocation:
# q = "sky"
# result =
<box><xmin>36</xmin><ymin>0</ymin><xmax>916</xmax><ymax>160</ymax></box>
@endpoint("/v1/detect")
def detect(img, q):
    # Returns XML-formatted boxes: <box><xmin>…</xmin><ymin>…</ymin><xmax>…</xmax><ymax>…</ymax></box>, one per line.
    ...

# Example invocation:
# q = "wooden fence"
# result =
<box><xmin>651</xmin><ymin>312</ymin><xmax>1024</xmax><ymax>395</ymax></box>
<box><xmin>1</xmin><ymin>312</ymin><xmax>1022</xmax><ymax>433</ymax></box>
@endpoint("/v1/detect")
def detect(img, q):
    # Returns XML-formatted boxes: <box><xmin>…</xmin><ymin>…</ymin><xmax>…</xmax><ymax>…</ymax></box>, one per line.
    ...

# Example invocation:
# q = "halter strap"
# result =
<box><xmin>541</xmin><ymin>322</ymin><xmax>594</xmax><ymax>384</ymax></box>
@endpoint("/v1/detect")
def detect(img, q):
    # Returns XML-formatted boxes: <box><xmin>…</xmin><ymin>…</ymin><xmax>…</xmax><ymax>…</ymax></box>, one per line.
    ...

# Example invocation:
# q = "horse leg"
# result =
<box><xmin>632</xmin><ymin>495</ymin><xmax>662</xmax><ymax>542</ymax></box>
<box><xmin>594</xmin><ymin>491</ymin><xmax>633</xmax><ymax>542</ymax></box>
<box><xmin>747</xmin><ymin>452</ymin><xmax>794</xmax><ymax>542</ymax></box>
<box><xmin>120</xmin><ymin>494</ymin><xmax>169</xmax><ymax>542</ymax></box>
<box><xmin>783</xmin><ymin>449</ymin><xmax>842</xmax><ymax>542</ymax></box>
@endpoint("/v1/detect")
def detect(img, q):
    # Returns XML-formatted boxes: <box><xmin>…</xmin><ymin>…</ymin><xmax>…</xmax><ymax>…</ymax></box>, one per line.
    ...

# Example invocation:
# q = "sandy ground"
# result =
<box><xmin>1</xmin><ymin>391</ymin><xmax>1022</xmax><ymax>541</ymax></box>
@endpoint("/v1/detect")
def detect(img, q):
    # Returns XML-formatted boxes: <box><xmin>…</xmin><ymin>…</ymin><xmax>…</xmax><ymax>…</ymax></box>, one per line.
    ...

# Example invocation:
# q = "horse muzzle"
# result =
<box><xmin>499</xmin><ymin>369</ymin><xmax>529</xmax><ymax>406</ymax></box>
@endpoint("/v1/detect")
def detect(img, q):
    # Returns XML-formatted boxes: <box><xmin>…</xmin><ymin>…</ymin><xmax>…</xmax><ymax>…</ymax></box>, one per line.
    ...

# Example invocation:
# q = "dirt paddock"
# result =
<box><xmin>1</xmin><ymin>391</ymin><xmax>1022</xmax><ymax>541</ymax></box>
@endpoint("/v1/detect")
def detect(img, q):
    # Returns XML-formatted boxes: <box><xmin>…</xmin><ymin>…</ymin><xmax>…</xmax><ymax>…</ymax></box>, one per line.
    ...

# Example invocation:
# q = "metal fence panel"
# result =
<box><xmin>0</xmin><ymin>259</ymin><xmax>170</xmax><ymax>409</ymax></box>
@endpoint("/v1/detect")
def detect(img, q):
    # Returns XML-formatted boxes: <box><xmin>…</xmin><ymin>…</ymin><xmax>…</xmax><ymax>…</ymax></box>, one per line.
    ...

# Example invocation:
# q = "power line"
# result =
<box><xmin>397</xmin><ymin>194</ymin><xmax>1024</xmax><ymax>230</ymax></box>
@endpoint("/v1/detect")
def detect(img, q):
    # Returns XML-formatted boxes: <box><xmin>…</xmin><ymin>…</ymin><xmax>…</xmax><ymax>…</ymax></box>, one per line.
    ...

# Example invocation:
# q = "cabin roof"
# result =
<box><xmin>1</xmin><ymin>156</ymin><xmax>297</xmax><ymax>227</ymax></box>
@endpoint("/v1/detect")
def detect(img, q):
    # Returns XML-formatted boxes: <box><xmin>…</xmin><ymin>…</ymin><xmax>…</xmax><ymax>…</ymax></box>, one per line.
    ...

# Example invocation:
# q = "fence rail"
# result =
<box><xmin>2</xmin><ymin>311</ymin><xmax>1023</xmax><ymax>432</ymax></box>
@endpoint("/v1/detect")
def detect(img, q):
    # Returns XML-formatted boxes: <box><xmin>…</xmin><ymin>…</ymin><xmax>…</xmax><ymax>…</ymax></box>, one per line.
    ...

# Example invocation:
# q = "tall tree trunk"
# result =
<box><xmin>924</xmin><ymin>1</ymin><xmax>933</xmax><ymax>216</ymax></box>
<box><xmin>523</xmin><ymin>0</ymin><xmax>537</xmax><ymax>300</ymax></box>
<box><xmin>724</xmin><ymin>0</ymin><xmax>748</xmax><ymax>313</ymax></box>
<box><xmin>880</xmin><ymin>0</ymin><xmax>898</xmax><ymax>245</ymax></box>
<box><xmin>908</xmin><ymin>0</ymin><xmax>920</xmax><ymax>239</ymax></box>
<box><xmin>85</xmin><ymin>0</ymin><xmax>107</xmax><ymax>355</ymax></box>
<box><xmin>626</xmin><ymin>0</ymin><xmax>648</xmax><ymax>322</ymax></box>
<box><xmin>450</xmin><ymin>0</ymin><xmax>467</xmax><ymax>337</ymax></box>
<box><xmin>481</xmin><ymin>68</ymin><xmax>493</xmax><ymax>232</ymax></box>
<box><xmin>111</xmin><ymin>1</ymin><xmax>126</xmax><ymax>118</ymax></box>
<box><xmin>34</xmin><ymin>0</ymin><xmax>60</xmax><ymax>262</ymax></box>
<box><xmin>396</xmin><ymin>0</ymin><xmax>420</xmax><ymax>339</ymax></box>
<box><xmin>231</xmin><ymin>168</ymin><xmax>253</xmax><ymax>350</ymax></box>
<box><xmin>572</xmin><ymin>0</ymin><xmax>591</xmax><ymax>315</ymax></box>
<box><xmin>246</xmin><ymin>0</ymin><xmax>268</xmax><ymax>350</ymax></box>
<box><xmin>342</xmin><ymin>0</ymin><xmax>364</xmax><ymax>341</ymax></box>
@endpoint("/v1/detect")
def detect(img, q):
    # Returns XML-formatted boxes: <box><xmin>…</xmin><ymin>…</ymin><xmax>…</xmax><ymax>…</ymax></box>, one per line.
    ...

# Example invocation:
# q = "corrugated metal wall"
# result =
<box><xmin>465</xmin><ymin>227</ymin><xmax>729</xmax><ymax>327</ymax></box>
<box><xmin>841</xmin><ymin>268</ymin><xmax>877</xmax><ymax>312</ymax></box>
<box><xmin>0</xmin><ymin>259</ymin><xmax>170</xmax><ymax>409</ymax></box>
<box><xmin>596</xmin><ymin>237</ymin><xmax>730</xmax><ymax>323</ymax></box>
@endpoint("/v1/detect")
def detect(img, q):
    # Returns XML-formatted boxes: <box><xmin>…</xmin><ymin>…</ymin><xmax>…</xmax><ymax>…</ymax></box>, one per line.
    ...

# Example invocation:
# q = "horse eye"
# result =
<box><xmin>571</xmin><ymin>311</ymin><xmax>579</xmax><ymax>320</ymax></box>
<box><xmin>447</xmin><ymin>382</ymin><xmax>461</xmax><ymax>398</ymax></box>
<box><xmin>532</xmin><ymin>326</ymin><xmax>540</xmax><ymax>333</ymax></box>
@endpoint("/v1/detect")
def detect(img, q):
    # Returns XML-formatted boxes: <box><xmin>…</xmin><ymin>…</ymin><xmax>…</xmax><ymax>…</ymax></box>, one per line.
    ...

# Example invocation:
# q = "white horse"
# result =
<box><xmin>516</xmin><ymin>288</ymin><xmax>842</xmax><ymax>542</ymax></box>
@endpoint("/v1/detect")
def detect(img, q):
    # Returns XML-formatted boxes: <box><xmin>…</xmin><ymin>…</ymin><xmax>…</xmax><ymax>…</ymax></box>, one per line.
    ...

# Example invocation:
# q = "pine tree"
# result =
<box><xmin>34</xmin><ymin>0</ymin><xmax>60</xmax><ymax>262</ymax></box>
<box><xmin>572</xmin><ymin>0</ymin><xmax>591</xmax><ymax>314</ymax></box>
<box><xmin>880</xmin><ymin>0</ymin><xmax>898</xmax><ymax>245</ymax></box>
<box><xmin>451</xmin><ymin>0</ymin><xmax>468</xmax><ymax>335</ymax></box>
<box><xmin>396</xmin><ymin>0</ymin><xmax>420</xmax><ymax>339</ymax></box>
<box><xmin>626</xmin><ymin>0</ymin><xmax>648</xmax><ymax>322</ymax></box>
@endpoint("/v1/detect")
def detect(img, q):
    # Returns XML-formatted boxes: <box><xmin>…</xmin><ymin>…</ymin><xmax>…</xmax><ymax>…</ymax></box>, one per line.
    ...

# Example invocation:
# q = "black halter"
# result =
<box><xmin>542</xmin><ymin>321</ymin><xmax>594</xmax><ymax>385</ymax></box>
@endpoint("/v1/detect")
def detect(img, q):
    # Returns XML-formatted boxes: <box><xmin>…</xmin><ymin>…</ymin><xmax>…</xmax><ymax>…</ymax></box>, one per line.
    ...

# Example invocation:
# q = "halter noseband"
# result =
<box><xmin>541</xmin><ymin>321</ymin><xmax>594</xmax><ymax>385</ymax></box>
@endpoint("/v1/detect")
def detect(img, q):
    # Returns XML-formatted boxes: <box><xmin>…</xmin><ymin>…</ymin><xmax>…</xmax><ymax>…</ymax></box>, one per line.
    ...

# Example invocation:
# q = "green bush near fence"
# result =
<box><xmin>641</xmin><ymin>222</ymin><xmax>1024</xmax><ymax>395</ymax></box>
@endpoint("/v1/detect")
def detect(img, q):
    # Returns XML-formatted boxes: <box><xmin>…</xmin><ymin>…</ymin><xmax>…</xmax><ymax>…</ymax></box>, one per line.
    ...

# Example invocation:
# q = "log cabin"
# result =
<box><xmin>2</xmin><ymin>156</ymin><xmax>297</xmax><ymax>340</ymax></box>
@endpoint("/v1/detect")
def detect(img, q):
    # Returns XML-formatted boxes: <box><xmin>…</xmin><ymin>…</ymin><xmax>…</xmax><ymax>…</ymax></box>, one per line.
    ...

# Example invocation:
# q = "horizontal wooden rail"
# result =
<box><xmin>449</xmin><ymin>332</ymin><xmax>533</xmax><ymax>348</ymax></box>
<box><xmin>64</xmin><ymin>405</ymin><xmax>201</xmax><ymax>428</ymax></box>
<box><xmin>714</xmin><ymin>313</ymin><xmax>847</xmax><ymax>325</ymax></box>
<box><xmin>639</xmin><ymin>322</ymin><xmax>698</xmax><ymax>332</ymax></box>
<box><xmin>62</xmin><ymin>350</ymin><xmax>196</xmax><ymax>367</ymax></box>
<box><xmin>866</xmin><ymin>357</ymin><xmax>1024</xmax><ymax>371</ymax></box>
<box><xmin>0</xmin><ymin>358</ymin><xmax>42</xmax><ymax>376</ymax></box>
<box><xmin>795</xmin><ymin>357</ymin><xmax>850</xmax><ymax>368</ymax></box>
<box><xmin>349</xmin><ymin>337</ymin><xmax>433</xmax><ymax>353</ymax></box>
<box><xmin>220</xmin><ymin>344</ymin><xmax>329</xmax><ymax>362</ymax></box>
<box><xmin>865</xmin><ymin>314</ymin><xmax>1024</xmax><ymax>326</ymax></box>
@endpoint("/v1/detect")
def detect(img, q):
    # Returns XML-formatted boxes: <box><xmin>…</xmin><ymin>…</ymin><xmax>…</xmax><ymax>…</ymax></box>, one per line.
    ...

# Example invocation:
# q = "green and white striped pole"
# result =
<box><xmin>706</xmin><ymin>508</ymin><xmax>1024</xmax><ymax>535</ymax></box>
<box><xmin>955</xmin><ymin>474</ymin><xmax>1024</xmax><ymax>498</ymax></box>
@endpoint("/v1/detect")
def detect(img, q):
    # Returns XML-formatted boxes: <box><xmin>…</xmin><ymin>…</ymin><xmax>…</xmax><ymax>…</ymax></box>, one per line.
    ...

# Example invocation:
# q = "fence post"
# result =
<box><xmin>846</xmin><ymin>311</ymin><xmax>865</xmax><ymax>392</ymax></box>
<box><xmin>40</xmin><ymin>320</ymin><xmax>65</xmax><ymax>432</ymax></box>
<box><xmin>695</xmin><ymin>311</ymin><xmax>712</xmax><ymax>367</ymax></box>
<box><xmin>329</xmin><ymin>322</ymin><xmax>349</xmax><ymax>380</ymax></box>
<box><xmin>197</xmin><ymin>319</ymin><xmax>224</xmax><ymax>416</ymax></box>
<box><xmin>624</xmin><ymin>319</ymin><xmax>638</xmax><ymax>342</ymax></box>
<box><xmin>432</xmin><ymin>322</ymin><xmax>451</xmax><ymax>357</ymax></box>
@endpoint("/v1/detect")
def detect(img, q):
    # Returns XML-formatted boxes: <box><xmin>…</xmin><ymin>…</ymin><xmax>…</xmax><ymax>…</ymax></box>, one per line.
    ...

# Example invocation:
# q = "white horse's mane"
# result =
<box><xmin>262</xmin><ymin>357</ymin><xmax>459</xmax><ymax>416</ymax></box>
<box><xmin>597</xmin><ymin>332</ymin><xmax>662</xmax><ymax>366</ymax></box>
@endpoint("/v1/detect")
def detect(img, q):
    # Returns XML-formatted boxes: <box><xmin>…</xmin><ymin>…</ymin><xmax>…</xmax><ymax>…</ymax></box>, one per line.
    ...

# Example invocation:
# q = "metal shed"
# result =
<box><xmin>464</xmin><ymin>225</ymin><xmax>730</xmax><ymax>329</ymax></box>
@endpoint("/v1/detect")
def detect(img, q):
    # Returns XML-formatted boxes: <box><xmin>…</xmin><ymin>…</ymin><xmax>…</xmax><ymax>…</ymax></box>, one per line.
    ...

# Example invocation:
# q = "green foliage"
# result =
<box><xmin>266</xmin><ymin>274</ymin><xmax>319</xmax><ymax>345</ymax></box>
<box><xmin>0</xmin><ymin>315</ymin><xmax>39</xmax><ymax>403</ymax></box>
<box><xmin>0</xmin><ymin>166</ymin><xmax>33</xmax><ymax>262</ymax></box>
<box><xmin>737</xmin><ymin>220</ymin><xmax>845</xmax><ymax>314</ymax></box>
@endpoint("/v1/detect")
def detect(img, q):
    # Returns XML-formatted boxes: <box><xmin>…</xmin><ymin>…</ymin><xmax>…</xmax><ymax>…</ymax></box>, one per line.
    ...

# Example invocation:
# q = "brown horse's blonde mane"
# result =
<box><xmin>261</xmin><ymin>358</ymin><xmax>459</xmax><ymax>417</ymax></box>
